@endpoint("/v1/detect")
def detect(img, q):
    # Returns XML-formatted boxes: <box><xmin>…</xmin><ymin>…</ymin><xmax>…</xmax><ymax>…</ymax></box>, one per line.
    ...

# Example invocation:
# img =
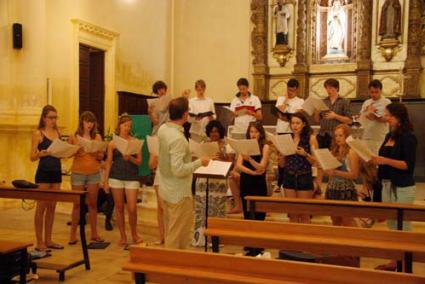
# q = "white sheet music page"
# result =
<box><xmin>47</xmin><ymin>139</ymin><xmax>81</xmax><ymax>158</ymax></box>
<box><xmin>189</xmin><ymin>139</ymin><xmax>220</xmax><ymax>159</ymax></box>
<box><xmin>302</xmin><ymin>96</ymin><xmax>329</xmax><ymax>116</ymax></box>
<box><xmin>266</xmin><ymin>132</ymin><xmax>297</xmax><ymax>156</ymax></box>
<box><xmin>77</xmin><ymin>136</ymin><xmax>107</xmax><ymax>153</ymax></box>
<box><xmin>346</xmin><ymin>135</ymin><xmax>374</xmax><ymax>162</ymax></box>
<box><xmin>113</xmin><ymin>134</ymin><xmax>144</xmax><ymax>155</ymax></box>
<box><xmin>194</xmin><ymin>160</ymin><xmax>232</xmax><ymax>177</ymax></box>
<box><xmin>312</xmin><ymin>148</ymin><xmax>342</xmax><ymax>170</ymax></box>
<box><xmin>225</xmin><ymin>137</ymin><xmax>260</xmax><ymax>156</ymax></box>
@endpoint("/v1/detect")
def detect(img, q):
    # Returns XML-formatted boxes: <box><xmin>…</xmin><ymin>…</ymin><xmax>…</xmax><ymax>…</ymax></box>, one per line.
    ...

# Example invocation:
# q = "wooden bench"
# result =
<box><xmin>122</xmin><ymin>246</ymin><xmax>425</xmax><ymax>284</ymax></box>
<box><xmin>204</xmin><ymin>217</ymin><xmax>425</xmax><ymax>273</ymax></box>
<box><xmin>246</xmin><ymin>196</ymin><xmax>425</xmax><ymax>230</ymax></box>
<box><xmin>0</xmin><ymin>186</ymin><xmax>89</xmax><ymax>281</ymax></box>
<box><xmin>0</xmin><ymin>240</ymin><xmax>32</xmax><ymax>284</ymax></box>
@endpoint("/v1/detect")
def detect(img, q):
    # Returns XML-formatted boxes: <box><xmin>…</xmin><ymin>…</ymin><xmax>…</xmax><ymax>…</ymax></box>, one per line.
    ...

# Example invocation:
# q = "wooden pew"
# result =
<box><xmin>0</xmin><ymin>187</ymin><xmax>89</xmax><ymax>281</ymax></box>
<box><xmin>245</xmin><ymin>196</ymin><xmax>425</xmax><ymax>230</ymax></box>
<box><xmin>122</xmin><ymin>246</ymin><xmax>425</xmax><ymax>284</ymax></box>
<box><xmin>204</xmin><ymin>217</ymin><xmax>425</xmax><ymax>273</ymax></box>
<box><xmin>0</xmin><ymin>240</ymin><xmax>32</xmax><ymax>284</ymax></box>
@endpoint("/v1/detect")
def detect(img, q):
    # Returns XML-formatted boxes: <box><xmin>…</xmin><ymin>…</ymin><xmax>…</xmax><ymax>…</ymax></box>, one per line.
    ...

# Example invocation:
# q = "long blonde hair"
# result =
<box><xmin>75</xmin><ymin>111</ymin><xmax>98</xmax><ymax>139</ymax></box>
<box><xmin>330</xmin><ymin>124</ymin><xmax>351</xmax><ymax>160</ymax></box>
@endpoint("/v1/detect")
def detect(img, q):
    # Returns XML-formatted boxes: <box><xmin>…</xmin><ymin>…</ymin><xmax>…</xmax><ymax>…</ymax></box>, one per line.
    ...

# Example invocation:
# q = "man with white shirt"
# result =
<box><xmin>275</xmin><ymin>79</ymin><xmax>304</xmax><ymax>134</ymax></box>
<box><xmin>229</xmin><ymin>78</ymin><xmax>262</xmax><ymax>136</ymax></box>
<box><xmin>360</xmin><ymin>80</ymin><xmax>391</xmax><ymax>154</ymax></box>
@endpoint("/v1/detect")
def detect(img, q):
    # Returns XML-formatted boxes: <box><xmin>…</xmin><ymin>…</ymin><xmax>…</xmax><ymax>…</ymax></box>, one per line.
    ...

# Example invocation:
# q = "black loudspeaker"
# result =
<box><xmin>12</xmin><ymin>23</ymin><xmax>22</xmax><ymax>49</ymax></box>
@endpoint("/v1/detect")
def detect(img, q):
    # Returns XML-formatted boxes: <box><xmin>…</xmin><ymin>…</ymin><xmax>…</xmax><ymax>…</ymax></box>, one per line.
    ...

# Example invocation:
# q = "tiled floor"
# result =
<box><xmin>0</xmin><ymin>183</ymin><xmax>425</xmax><ymax>283</ymax></box>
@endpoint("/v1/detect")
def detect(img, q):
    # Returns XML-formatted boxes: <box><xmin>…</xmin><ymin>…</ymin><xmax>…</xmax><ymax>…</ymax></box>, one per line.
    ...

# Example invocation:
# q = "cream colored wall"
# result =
<box><xmin>0</xmin><ymin>0</ymin><xmax>171</xmax><ymax>183</ymax></box>
<box><xmin>172</xmin><ymin>0</ymin><xmax>251</xmax><ymax>103</ymax></box>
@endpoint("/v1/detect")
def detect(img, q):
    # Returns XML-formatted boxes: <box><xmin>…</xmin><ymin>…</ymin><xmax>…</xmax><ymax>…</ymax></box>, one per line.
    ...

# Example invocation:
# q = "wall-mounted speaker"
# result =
<box><xmin>12</xmin><ymin>23</ymin><xmax>22</xmax><ymax>49</ymax></box>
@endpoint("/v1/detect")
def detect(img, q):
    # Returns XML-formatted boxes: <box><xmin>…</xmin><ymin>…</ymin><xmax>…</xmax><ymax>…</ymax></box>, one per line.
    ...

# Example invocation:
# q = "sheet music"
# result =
<box><xmin>346</xmin><ymin>135</ymin><xmax>375</xmax><ymax>162</ymax></box>
<box><xmin>113</xmin><ymin>134</ymin><xmax>144</xmax><ymax>156</ymax></box>
<box><xmin>146</xmin><ymin>135</ymin><xmax>159</xmax><ymax>156</ymax></box>
<box><xmin>302</xmin><ymin>96</ymin><xmax>329</xmax><ymax>116</ymax></box>
<box><xmin>47</xmin><ymin>139</ymin><xmax>81</xmax><ymax>158</ymax></box>
<box><xmin>312</xmin><ymin>148</ymin><xmax>342</xmax><ymax>170</ymax></box>
<box><xmin>77</xmin><ymin>136</ymin><xmax>108</xmax><ymax>153</ymax></box>
<box><xmin>225</xmin><ymin>137</ymin><xmax>260</xmax><ymax>156</ymax></box>
<box><xmin>155</xmin><ymin>94</ymin><xmax>172</xmax><ymax>112</ymax></box>
<box><xmin>189</xmin><ymin>139</ymin><xmax>220</xmax><ymax>158</ymax></box>
<box><xmin>194</xmin><ymin>160</ymin><xmax>232</xmax><ymax>177</ymax></box>
<box><xmin>266</xmin><ymin>132</ymin><xmax>297</xmax><ymax>156</ymax></box>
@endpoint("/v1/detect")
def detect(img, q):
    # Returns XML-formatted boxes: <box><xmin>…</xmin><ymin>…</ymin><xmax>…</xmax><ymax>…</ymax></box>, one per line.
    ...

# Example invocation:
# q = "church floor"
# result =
<box><xmin>1</xmin><ymin>183</ymin><xmax>425</xmax><ymax>283</ymax></box>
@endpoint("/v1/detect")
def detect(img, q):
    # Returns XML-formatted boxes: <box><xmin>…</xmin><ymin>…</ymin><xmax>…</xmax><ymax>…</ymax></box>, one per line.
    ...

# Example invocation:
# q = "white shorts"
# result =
<box><xmin>108</xmin><ymin>178</ymin><xmax>139</xmax><ymax>190</ymax></box>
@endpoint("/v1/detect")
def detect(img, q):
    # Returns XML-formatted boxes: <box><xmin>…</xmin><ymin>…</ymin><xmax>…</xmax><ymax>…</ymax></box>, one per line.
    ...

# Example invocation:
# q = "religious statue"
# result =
<box><xmin>327</xmin><ymin>0</ymin><xmax>346</xmax><ymax>54</ymax></box>
<box><xmin>274</xmin><ymin>0</ymin><xmax>291</xmax><ymax>45</ymax></box>
<box><xmin>379</xmin><ymin>0</ymin><xmax>402</xmax><ymax>40</ymax></box>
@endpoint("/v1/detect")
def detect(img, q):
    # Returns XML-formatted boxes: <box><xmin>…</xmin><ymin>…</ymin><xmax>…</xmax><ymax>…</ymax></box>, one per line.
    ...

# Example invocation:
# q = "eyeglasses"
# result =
<box><xmin>46</xmin><ymin>116</ymin><xmax>58</xmax><ymax>120</ymax></box>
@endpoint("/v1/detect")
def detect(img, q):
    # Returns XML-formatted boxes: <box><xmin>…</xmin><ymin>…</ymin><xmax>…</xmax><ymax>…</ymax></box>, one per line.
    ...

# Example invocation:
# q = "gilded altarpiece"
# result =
<box><xmin>251</xmin><ymin>0</ymin><xmax>423</xmax><ymax>100</ymax></box>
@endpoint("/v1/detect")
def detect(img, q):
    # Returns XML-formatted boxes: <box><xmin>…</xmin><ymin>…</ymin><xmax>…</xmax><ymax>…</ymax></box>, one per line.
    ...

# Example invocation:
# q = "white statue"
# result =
<box><xmin>274</xmin><ymin>0</ymin><xmax>291</xmax><ymax>45</ymax></box>
<box><xmin>327</xmin><ymin>0</ymin><xmax>346</xmax><ymax>54</ymax></box>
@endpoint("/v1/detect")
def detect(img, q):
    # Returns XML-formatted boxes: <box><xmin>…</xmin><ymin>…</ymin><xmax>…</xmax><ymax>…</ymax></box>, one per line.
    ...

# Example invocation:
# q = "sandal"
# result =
<box><xmin>35</xmin><ymin>247</ymin><xmax>51</xmax><ymax>253</ymax></box>
<box><xmin>46</xmin><ymin>243</ymin><xmax>64</xmax><ymax>250</ymax></box>
<box><xmin>91</xmin><ymin>237</ymin><xmax>105</xmax><ymax>243</ymax></box>
<box><xmin>68</xmin><ymin>240</ymin><xmax>78</xmax><ymax>245</ymax></box>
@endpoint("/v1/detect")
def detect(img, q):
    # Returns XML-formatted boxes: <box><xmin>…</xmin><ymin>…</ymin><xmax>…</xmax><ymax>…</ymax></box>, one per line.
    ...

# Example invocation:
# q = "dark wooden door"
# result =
<box><xmin>79</xmin><ymin>44</ymin><xmax>105</xmax><ymax>136</ymax></box>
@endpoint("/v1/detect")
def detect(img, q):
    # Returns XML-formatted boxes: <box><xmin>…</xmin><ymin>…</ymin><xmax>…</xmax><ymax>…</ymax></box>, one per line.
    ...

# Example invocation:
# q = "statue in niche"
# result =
<box><xmin>274</xmin><ymin>0</ymin><xmax>291</xmax><ymax>45</ymax></box>
<box><xmin>379</xmin><ymin>0</ymin><xmax>402</xmax><ymax>40</ymax></box>
<box><xmin>327</xmin><ymin>0</ymin><xmax>347</xmax><ymax>55</ymax></box>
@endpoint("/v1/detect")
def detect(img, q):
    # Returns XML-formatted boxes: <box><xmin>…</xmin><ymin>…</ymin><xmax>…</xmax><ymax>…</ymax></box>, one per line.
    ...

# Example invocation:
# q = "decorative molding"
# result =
<box><xmin>71</xmin><ymin>19</ymin><xmax>119</xmax><ymax>40</ymax></box>
<box><xmin>404</xmin><ymin>0</ymin><xmax>422</xmax><ymax>97</ymax></box>
<box><xmin>293</xmin><ymin>0</ymin><xmax>308</xmax><ymax>96</ymax></box>
<box><xmin>70</xmin><ymin>19</ymin><xmax>119</xmax><ymax>134</ymax></box>
<box><xmin>251</xmin><ymin>0</ymin><xmax>269</xmax><ymax>100</ymax></box>
<box><xmin>310</xmin><ymin>76</ymin><xmax>356</xmax><ymax>98</ymax></box>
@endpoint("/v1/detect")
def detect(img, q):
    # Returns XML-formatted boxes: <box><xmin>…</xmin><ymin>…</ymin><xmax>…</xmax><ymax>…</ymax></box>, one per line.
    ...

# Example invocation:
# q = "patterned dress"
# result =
<box><xmin>325</xmin><ymin>158</ymin><xmax>358</xmax><ymax>201</ymax></box>
<box><xmin>192</xmin><ymin>142</ymin><xmax>230</xmax><ymax>247</ymax></box>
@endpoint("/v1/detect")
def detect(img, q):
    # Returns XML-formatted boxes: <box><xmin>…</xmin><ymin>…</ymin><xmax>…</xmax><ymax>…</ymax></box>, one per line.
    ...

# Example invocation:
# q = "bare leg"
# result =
<box><xmin>111</xmin><ymin>188</ymin><xmax>127</xmax><ymax>245</ymax></box>
<box><xmin>86</xmin><ymin>183</ymin><xmax>102</xmax><ymax>240</ymax></box>
<box><xmin>296</xmin><ymin>190</ymin><xmax>314</xmax><ymax>224</ymax></box>
<box><xmin>228</xmin><ymin>172</ymin><xmax>242</xmax><ymax>213</ymax></box>
<box><xmin>154</xmin><ymin>185</ymin><xmax>164</xmax><ymax>243</ymax></box>
<box><xmin>34</xmin><ymin>183</ymin><xmax>49</xmax><ymax>250</ymax></box>
<box><xmin>284</xmin><ymin>189</ymin><xmax>298</xmax><ymax>222</ymax></box>
<box><xmin>125</xmin><ymin>188</ymin><xmax>142</xmax><ymax>243</ymax></box>
<box><xmin>45</xmin><ymin>183</ymin><xmax>61</xmax><ymax>247</ymax></box>
<box><xmin>70</xmin><ymin>185</ymin><xmax>85</xmax><ymax>243</ymax></box>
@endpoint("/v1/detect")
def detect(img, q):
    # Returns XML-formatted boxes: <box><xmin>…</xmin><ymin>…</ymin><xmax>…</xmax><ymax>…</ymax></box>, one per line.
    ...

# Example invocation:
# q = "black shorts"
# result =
<box><xmin>282</xmin><ymin>171</ymin><xmax>313</xmax><ymax>191</ymax></box>
<box><xmin>35</xmin><ymin>170</ymin><xmax>62</xmax><ymax>184</ymax></box>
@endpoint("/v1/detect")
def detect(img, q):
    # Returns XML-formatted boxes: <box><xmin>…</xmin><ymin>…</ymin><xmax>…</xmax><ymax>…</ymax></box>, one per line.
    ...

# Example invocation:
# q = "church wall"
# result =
<box><xmin>172</xmin><ymin>0</ymin><xmax>251</xmax><ymax>103</ymax></box>
<box><xmin>0</xmin><ymin>0</ymin><xmax>171</xmax><ymax>183</ymax></box>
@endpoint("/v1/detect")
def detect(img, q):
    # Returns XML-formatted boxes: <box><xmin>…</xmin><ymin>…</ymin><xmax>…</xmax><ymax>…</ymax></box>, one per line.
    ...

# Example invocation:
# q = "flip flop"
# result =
<box><xmin>47</xmin><ymin>243</ymin><xmax>64</xmax><ymax>250</ymax></box>
<box><xmin>375</xmin><ymin>263</ymin><xmax>397</xmax><ymax>271</ymax></box>
<box><xmin>68</xmin><ymin>240</ymin><xmax>78</xmax><ymax>245</ymax></box>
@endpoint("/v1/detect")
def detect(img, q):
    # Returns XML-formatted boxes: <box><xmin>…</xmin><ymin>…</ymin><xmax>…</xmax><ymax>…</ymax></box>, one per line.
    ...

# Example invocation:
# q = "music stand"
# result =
<box><xmin>193</xmin><ymin>161</ymin><xmax>232</xmax><ymax>252</ymax></box>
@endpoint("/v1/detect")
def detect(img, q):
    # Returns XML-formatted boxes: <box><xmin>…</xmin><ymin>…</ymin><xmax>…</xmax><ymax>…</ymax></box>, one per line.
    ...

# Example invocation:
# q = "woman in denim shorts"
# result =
<box><xmin>104</xmin><ymin>114</ymin><xmax>142</xmax><ymax>247</ymax></box>
<box><xmin>69</xmin><ymin>111</ymin><xmax>105</xmax><ymax>244</ymax></box>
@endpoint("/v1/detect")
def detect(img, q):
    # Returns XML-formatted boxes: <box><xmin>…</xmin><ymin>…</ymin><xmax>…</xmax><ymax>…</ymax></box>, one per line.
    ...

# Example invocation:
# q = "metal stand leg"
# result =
<box><xmin>135</xmin><ymin>272</ymin><xmax>146</xmax><ymax>284</ymax></box>
<box><xmin>79</xmin><ymin>194</ymin><xmax>90</xmax><ymax>270</ymax></box>
<box><xmin>404</xmin><ymin>252</ymin><xmax>413</xmax><ymax>273</ymax></box>
<box><xmin>212</xmin><ymin>236</ymin><xmax>220</xmax><ymax>253</ymax></box>
<box><xmin>204</xmin><ymin>178</ymin><xmax>209</xmax><ymax>252</ymax></box>
<box><xmin>19</xmin><ymin>248</ymin><xmax>27</xmax><ymax>284</ymax></box>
